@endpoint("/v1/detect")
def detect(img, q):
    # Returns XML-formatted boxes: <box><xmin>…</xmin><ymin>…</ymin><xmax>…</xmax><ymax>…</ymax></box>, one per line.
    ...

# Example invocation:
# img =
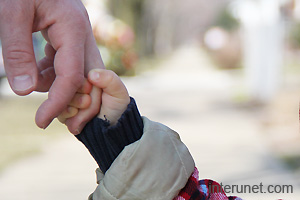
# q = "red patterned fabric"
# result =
<box><xmin>174</xmin><ymin>168</ymin><xmax>241</xmax><ymax>200</ymax></box>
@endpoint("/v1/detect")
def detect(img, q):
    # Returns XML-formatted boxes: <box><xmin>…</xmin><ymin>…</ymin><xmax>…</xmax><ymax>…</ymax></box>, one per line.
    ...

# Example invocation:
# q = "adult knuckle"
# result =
<box><xmin>75</xmin><ymin>14</ymin><xmax>89</xmax><ymax>30</ymax></box>
<box><xmin>4</xmin><ymin>46</ymin><xmax>34</xmax><ymax>67</ymax></box>
<box><xmin>75</xmin><ymin>0</ymin><xmax>90</xmax><ymax>22</ymax></box>
<box><xmin>67</xmin><ymin>4</ymin><xmax>87</xmax><ymax>24</ymax></box>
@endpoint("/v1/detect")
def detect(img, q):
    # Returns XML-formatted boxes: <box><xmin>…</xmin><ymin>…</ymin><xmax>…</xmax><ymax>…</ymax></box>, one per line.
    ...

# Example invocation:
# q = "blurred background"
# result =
<box><xmin>0</xmin><ymin>0</ymin><xmax>300</xmax><ymax>199</ymax></box>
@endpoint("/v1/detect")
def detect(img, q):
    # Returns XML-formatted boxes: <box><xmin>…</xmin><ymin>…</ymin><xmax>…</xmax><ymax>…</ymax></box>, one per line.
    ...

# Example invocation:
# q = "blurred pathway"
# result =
<box><xmin>0</xmin><ymin>45</ymin><xmax>299</xmax><ymax>200</ymax></box>
<box><xmin>124</xmin><ymin>45</ymin><xmax>300</xmax><ymax>199</ymax></box>
<box><xmin>0</xmin><ymin>135</ymin><xmax>98</xmax><ymax>200</ymax></box>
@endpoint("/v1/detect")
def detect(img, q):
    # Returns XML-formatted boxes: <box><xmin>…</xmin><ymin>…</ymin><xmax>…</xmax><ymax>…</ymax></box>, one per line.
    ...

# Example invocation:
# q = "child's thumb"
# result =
<box><xmin>88</xmin><ymin>69</ymin><xmax>128</xmax><ymax>98</ymax></box>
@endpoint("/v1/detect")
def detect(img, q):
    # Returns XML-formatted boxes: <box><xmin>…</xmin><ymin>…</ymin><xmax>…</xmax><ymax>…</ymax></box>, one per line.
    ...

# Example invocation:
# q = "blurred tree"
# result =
<box><xmin>108</xmin><ymin>0</ymin><xmax>231</xmax><ymax>57</ymax></box>
<box><xmin>214</xmin><ymin>7</ymin><xmax>240</xmax><ymax>32</ymax></box>
<box><xmin>107</xmin><ymin>0</ymin><xmax>143</xmax><ymax>52</ymax></box>
<box><xmin>203</xmin><ymin>5</ymin><xmax>241</xmax><ymax>69</ymax></box>
<box><xmin>84</xmin><ymin>0</ymin><xmax>138</xmax><ymax>76</ymax></box>
<box><xmin>289</xmin><ymin>22</ymin><xmax>300</xmax><ymax>48</ymax></box>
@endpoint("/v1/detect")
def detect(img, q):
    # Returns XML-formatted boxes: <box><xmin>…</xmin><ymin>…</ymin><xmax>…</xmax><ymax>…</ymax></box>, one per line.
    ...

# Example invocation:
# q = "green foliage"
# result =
<box><xmin>108</xmin><ymin>0</ymin><xmax>143</xmax><ymax>32</ymax></box>
<box><xmin>214</xmin><ymin>7</ymin><xmax>239</xmax><ymax>32</ymax></box>
<box><xmin>281</xmin><ymin>155</ymin><xmax>300</xmax><ymax>171</ymax></box>
<box><xmin>289</xmin><ymin>22</ymin><xmax>300</xmax><ymax>49</ymax></box>
<box><xmin>107</xmin><ymin>0</ymin><xmax>144</xmax><ymax>55</ymax></box>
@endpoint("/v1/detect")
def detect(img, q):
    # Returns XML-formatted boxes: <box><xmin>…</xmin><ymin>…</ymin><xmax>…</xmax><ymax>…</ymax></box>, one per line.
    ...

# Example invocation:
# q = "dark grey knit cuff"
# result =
<box><xmin>75</xmin><ymin>97</ymin><xmax>143</xmax><ymax>173</ymax></box>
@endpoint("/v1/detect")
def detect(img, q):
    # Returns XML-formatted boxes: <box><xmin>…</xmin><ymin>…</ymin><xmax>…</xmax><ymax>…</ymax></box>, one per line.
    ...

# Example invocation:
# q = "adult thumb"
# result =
<box><xmin>0</xmin><ymin>5</ymin><xmax>37</xmax><ymax>95</ymax></box>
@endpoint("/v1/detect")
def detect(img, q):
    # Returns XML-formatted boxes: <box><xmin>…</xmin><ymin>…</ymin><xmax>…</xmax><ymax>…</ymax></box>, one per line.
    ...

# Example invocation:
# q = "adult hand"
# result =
<box><xmin>0</xmin><ymin>0</ymin><xmax>105</xmax><ymax>129</ymax></box>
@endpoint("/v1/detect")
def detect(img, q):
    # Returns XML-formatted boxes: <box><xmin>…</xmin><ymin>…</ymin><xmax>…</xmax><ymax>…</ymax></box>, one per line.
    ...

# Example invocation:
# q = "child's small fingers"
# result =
<box><xmin>65</xmin><ymin>86</ymin><xmax>102</xmax><ymax>135</ymax></box>
<box><xmin>57</xmin><ymin>106</ymin><xmax>79</xmax><ymax>124</ymax></box>
<box><xmin>77</xmin><ymin>79</ymin><xmax>93</xmax><ymax>94</ymax></box>
<box><xmin>69</xmin><ymin>93</ymin><xmax>91</xmax><ymax>109</ymax></box>
<box><xmin>88</xmin><ymin>69</ymin><xmax>128</xmax><ymax>98</ymax></box>
<box><xmin>57</xmin><ymin>116</ymin><xmax>66</xmax><ymax>124</ymax></box>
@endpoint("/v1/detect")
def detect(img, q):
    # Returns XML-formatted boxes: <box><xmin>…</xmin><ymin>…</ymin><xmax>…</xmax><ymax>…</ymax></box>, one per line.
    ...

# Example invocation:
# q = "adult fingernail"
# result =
<box><xmin>13</xmin><ymin>75</ymin><xmax>33</xmax><ymax>91</ymax></box>
<box><xmin>90</xmin><ymin>71</ymin><xmax>100</xmax><ymax>81</ymax></box>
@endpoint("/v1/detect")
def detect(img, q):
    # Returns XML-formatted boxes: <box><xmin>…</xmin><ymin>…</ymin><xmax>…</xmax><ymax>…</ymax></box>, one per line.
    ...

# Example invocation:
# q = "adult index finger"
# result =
<box><xmin>35</xmin><ymin>43</ymin><xmax>85</xmax><ymax>129</ymax></box>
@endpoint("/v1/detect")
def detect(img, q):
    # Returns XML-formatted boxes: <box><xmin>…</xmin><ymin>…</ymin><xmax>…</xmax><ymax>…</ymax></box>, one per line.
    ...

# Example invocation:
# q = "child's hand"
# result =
<box><xmin>88</xmin><ymin>69</ymin><xmax>130</xmax><ymax>125</ymax></box>
<box><xmin>57</xmin><ymin>78</ymin><xmax>101</xmax><ymax>134</ymax></box>
<box><xmin>57</xmin><ymin>79</ymin><xmax>93</xmax><ymax>124</ymax></box>
<box><xmin>58</xmin><ymin>69</ymin><xmax>130</xmax><ymax>134</ymax></box>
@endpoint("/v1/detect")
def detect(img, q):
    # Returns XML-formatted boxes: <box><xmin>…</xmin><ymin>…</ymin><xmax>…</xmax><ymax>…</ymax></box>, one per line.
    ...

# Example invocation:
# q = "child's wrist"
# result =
<box><xmin>97</xmin><ymin>97</ymin><xmax>130</xmax><ymax>126</ymax></box>
<box><xmin>76</xmin><ymin>97</ymin><xmax>143</xmax><ymax>173</ymax></box>
<box><xmin>98</xmin><ymin>111</ymin><xmax>123</xmax><ymax>126</ymax></box>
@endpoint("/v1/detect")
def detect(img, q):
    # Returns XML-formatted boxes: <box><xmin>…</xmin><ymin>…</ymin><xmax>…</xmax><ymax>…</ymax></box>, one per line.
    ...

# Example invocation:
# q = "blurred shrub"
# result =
<box><xmin>281</xmin><ymin>155</ymin><xmax>300</xmax><ymax>171</ymax></box>
<box><xmin>203</xmin><ymin>6</ymin><xmax>241</xmax><ymax>69</ymax></box>
<box><xmin>107</xmin><ymin>0</ymin><xmax>143</xmax><ymax>52</ymax></box>
<box><xmin>214</xmin><ymin>6</ymin><xmax>240</xmax><ymax>32</ymax></box>
<box><xmin>204</xmin><ymin>28</ymin><xmax>242</xmax><ymax>69</ymax></box>
<box><xmin>288</xmin><ymin>22</ymin><xmax>300</xmax><ymax>49</ymax></box>
<box><xmin>93</xmin><ymin>19</ymin><xmax>138</xmax><ymax>76</ymax></box>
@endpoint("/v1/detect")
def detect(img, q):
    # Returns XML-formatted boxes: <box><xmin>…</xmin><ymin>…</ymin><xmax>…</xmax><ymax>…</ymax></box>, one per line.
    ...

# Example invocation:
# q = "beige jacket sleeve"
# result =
<box><xmin>89</xmin><ymin>117</ymin><xmax>195</xmax><ymax>200</ymax></box>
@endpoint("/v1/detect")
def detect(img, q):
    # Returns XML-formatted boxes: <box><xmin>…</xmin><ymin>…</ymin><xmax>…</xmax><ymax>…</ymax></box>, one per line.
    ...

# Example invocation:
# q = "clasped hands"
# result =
<box><xmin>0</xmin><ymin>0</ymin><xmax>105</xmax><ymax>131</ymax></box>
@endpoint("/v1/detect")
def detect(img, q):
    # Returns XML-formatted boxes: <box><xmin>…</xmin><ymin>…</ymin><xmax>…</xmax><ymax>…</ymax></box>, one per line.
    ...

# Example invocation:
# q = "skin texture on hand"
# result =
<box><xmin>0</xmin><ymin>0</ymin><xmax>105</xmax><ymax>129</ymax></box>
<box><xmin>88</xmin><ymin>69</ymin><xmax>130</xmax><ymax>126</ymax></box>
<box><xmin>58</xmin><ymin>69</ymin><xmax>130</xmax><ymax>135</ymax></box>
